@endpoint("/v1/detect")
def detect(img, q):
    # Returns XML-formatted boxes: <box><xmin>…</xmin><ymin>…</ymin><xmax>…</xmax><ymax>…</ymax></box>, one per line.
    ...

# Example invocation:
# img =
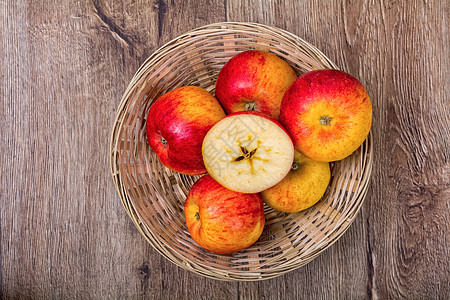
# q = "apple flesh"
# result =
<box><xmin>146</xmin><ymin>86</ymin><xmax>226</xmax><ymax>175</ymax></box>
<box><xmin>261</xmin><ymin>151</ymin><xmax>331</xmax><ymax>213</ymax></box>
<box><xmin>202</xmin><ymin>111</ymin><xmax>294</xmax><ymax>193</ymax></box>
<box><xmin>215</xmin><ymin>50</ymin><xmax>297</xmax><ymax>119</ymax></box>
<box><xmin>184</xmin><ymin>174</ymin><xmax>265</xmax><ymax>255</ymax></box>
<box><xmin>280</xmin><ymin>69</ymin><xmax>372</xmax><ymax>162</ymax></box>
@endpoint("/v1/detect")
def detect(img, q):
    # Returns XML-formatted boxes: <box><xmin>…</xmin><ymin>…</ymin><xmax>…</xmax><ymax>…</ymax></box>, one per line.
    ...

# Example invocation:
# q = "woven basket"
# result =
<box><xmin>110</xmin><ymin>22</ymin><xmax>373</xmax><ymax>281</ymax></box>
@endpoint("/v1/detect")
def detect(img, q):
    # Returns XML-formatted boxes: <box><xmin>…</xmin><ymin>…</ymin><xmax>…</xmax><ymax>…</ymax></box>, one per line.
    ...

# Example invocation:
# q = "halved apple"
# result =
<box><xmin>202</xmin><ymin>111</ymin><xmax>294</xmax><ymax>193</ymax></box>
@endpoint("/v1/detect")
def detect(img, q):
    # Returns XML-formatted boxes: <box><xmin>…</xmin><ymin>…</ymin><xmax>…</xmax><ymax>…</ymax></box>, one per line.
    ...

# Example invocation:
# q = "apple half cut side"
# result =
<box><xmin>202</xmin><ymin>111</ymin><xmax>295</xmax><ymax>193</ymax></box>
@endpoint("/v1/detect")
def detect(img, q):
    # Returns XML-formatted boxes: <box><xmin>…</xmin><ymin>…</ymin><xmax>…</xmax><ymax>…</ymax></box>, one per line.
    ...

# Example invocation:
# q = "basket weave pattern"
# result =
<box><xmin>110</xmin><ymin>22</ymin><xmax>373</xmax><ymax>281</ymax></box>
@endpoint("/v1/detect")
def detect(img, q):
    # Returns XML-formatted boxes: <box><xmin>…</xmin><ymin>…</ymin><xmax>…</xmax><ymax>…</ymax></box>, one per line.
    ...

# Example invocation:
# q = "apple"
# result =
<box><xmin>202</xmin><ymin>111</ymin><xmax>294</xmax><ymax>193</ymax></box>
<box><xmin>280</xmin><ymin>69</ymin><xmax>372</xmax><ymax>162</ymax></box>
<box><xmin>215</xmin><ymin>50</ymin><xmax>297</xmax><ymax>119</ymax></box>
<box><xmin>146</xmin><ymin>86</ymin><xmax>226</xmax><ymax>175</ymax></box>
<box><xmin>184</xmin><ymin>174</ymin><xmax>265</xmax><ymax>255</ymax></box>
<box><xmin>261</xmin><ymin>151</ymin><xmax>331</xmax><ymax>213</ymax></box>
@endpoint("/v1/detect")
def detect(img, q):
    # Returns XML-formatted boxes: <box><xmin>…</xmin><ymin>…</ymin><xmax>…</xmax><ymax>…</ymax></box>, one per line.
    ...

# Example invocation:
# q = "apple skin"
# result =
<box><xmin>184</xmin><ymin>174</ymin><xmax>265</xmax><ymax>255</ymax></box>
<box><xmin>146</xmin><ymin>86</ymin><xmax>226</xmax><ymax>175</ymax></box>
<box><xmin>280</xmin><ymin>69</ymin><xmax>372</xmax><ymax>162</ymax></box>
<box><xmin>215</xmin><ymin>50</ymin><xmax>297</xmax><ymax>119</ymax></box>
<box><xmin>261</xmin><ymin>151</ymin><xmax>331</xmax><ymax>213</ymax></box>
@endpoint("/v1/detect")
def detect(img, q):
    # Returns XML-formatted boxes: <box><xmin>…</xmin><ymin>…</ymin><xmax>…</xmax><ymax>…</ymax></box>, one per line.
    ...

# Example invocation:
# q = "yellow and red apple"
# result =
<box><xmin>215</xmin><ymin>50</ymin><xmax>297</xmax><ymax>119</ymax></box>
<box><xmin>184</xmin><ymin>174</ymin><xmax>265</xmax><ymax>255</ymax></box>
<box><xmin>202</xmin><ymin>111</ymin><xmax>294</xmax><ymax>193</ymax></box>
<box><xmin>146</xmin><ymin>86</ymin><xmax>226</xmax><ymax>175</ymax></box>
<box><xmin>261</xmin><ymin>151</ymin><xmax>330</xmax><ymax>213</ymax></box>
<box><xmin>280</xmin><ymin>69</ymin><xmax>372</xmax><ymax>162</ymax></box>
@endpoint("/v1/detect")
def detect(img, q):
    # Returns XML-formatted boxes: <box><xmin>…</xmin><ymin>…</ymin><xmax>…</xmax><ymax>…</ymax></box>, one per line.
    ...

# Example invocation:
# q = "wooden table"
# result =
<box><xmin>1</xmin><ymin>1</ymin><xmax>448</xmax><ymax>299</ymax></box>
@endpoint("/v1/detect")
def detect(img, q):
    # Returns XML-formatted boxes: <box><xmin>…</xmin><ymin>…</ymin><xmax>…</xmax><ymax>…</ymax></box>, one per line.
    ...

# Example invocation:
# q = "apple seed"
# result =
<box><xmin>234</xmin><ymin>155</ymin><xmax>245</xmax><ymax>162</ymax></box>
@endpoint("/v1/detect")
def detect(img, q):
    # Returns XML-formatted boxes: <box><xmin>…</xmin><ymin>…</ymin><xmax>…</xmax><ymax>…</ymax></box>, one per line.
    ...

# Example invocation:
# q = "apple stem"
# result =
<box><xmin>244</xmin><ymin>102</ymin><xmax>257</xmax><ymax>111</ymax></box>
<box><xmin>320</xmin><ymin>116</ymin><xmax>332</xmax><ymax>126</ymax></box>
<box><xmin>161</xmin><ymin>137</ymin><xmax>168</xmax><ymax>146</ymax></box>
<box><xmin>291</xmin><ymin>161</ymin><xmax>300</xmax><ymax>171</ymax></box>
<box><xmin>195</xmin><ymin>212</ymin><xmax>200</xmax><ymax>221</ymax></box>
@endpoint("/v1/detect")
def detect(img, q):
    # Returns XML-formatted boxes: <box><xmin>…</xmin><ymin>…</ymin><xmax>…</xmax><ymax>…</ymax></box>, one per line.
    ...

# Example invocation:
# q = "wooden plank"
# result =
<box><xmin>0</xmin><ymin>0</ymin><xmax>158</xmax><ymax>298</ymax></box>
<box><xmin>364</xmin><ymin>1</ymin><xmax>449</xmax><ymax>298</ymax></box>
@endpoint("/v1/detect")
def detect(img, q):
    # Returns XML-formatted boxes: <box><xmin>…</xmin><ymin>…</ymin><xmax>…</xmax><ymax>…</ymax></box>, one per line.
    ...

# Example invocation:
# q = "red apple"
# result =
<box><xmin>215</xmin><ymin>50</ymin><xmax>297</xmax><ymax>119</ymax></box>
<box><xmin>146</xmin><ymin>86</ymin><xmax>226</xmax><ymax>175</ymax></box>
<box><xmin>261</xmin><ymin>151</ymin><xmax>330</xmax><ymax>213</ymax></box>
<box><xmin>184</xmin><ymin>174</ymin><xmax>265</xmax><ymax>255</ymax></box>
<box><xmin>280</xmin><ymin>69</ymin><xmax>372</xmax><ymax>162</ymax></box>
<box><xmin>202</xmin><ymin>111</ymin><xmax>294</xmax><ymax>193</ymax></box>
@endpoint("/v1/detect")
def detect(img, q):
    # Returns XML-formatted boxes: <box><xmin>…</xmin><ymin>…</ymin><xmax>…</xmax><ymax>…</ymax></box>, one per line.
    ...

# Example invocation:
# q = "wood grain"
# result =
<box><xmin>1</xmin><ymin>0</ymin><xmax>448</xmax><ymax>299</ymax></box>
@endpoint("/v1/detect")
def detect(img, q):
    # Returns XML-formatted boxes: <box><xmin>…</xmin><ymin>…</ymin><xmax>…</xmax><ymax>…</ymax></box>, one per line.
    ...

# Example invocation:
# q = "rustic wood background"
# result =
<box><xmin>1</xmin><ymin>0</ymin><xmax>448</xmax><ymax>299</ymax></box>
